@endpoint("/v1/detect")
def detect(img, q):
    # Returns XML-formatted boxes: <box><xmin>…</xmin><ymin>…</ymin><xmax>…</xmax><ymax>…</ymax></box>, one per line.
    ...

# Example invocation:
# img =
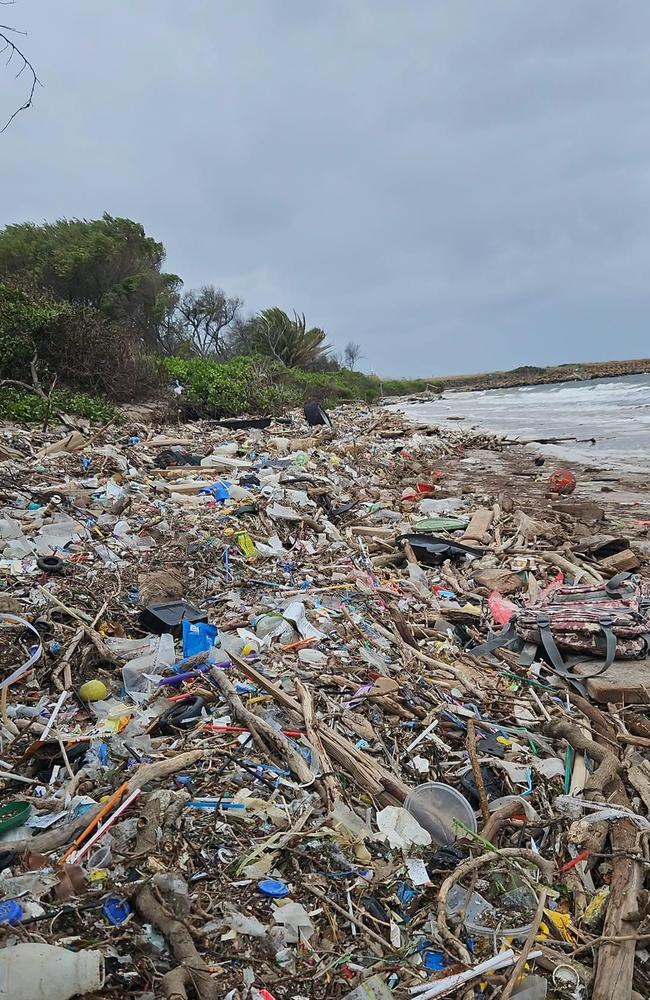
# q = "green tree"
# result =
<box><xmin>237</xmin><ymin>308</ymin><xmax>331</xmax><ymax>369</ymax></box>
<box><xmin>0</xmin><ymin>214</ymin><xmax>179</xmax><ymax>345</ymax></box>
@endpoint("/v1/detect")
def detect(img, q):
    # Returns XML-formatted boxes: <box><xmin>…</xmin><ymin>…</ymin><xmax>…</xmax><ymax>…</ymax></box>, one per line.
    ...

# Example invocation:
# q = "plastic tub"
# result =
<box><xmin>404</xmin><ymin>782</ymin><xmax>476</xmax><ymax>846</ymax></box>
<box><xmin>446</xmin><ymin>883</ymin><xmax>538</xmax><ymax>939</ymax></box>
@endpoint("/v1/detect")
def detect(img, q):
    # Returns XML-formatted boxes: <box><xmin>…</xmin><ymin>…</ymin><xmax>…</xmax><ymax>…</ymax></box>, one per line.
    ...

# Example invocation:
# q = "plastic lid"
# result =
<box><xmin>405</xmin><ymin>782</ymin><xmax>477</xmax><ymax>846</ymax></box>
<box><xmin>257</xmin><ymin>878</ymin><xmax>290</xmax><ymax>898</ymax></box>
<box><xmin>0</xmin><ymin>899</ymin><xmax>24</xmax><ymax>925</ymax></box>
<box><xmin>103</xmin><ymin>896</ymin><xmax>131</xmax><ymax>925</ymax></box>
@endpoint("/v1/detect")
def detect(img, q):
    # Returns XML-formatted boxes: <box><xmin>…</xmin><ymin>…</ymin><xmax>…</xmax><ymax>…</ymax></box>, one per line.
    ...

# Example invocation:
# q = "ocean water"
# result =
<box><xmin>397</xmin><ymin>372</ymin><xmax>650</xmax><ymax>474</ymax></box>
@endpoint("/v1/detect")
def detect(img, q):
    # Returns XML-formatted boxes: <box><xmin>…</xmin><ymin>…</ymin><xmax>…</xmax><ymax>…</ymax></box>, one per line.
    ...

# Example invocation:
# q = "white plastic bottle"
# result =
<box><xmin>0</xmin><ymin>942</ymin><xmax>104</xmax><ymax>1000</ymax></box>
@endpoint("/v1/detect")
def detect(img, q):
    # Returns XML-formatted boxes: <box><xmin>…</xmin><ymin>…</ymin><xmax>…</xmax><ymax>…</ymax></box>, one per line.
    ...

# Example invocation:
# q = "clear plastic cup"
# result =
<box><xmin>404</xmin><ymin>782</ymin><xmax>477</xmax><ymax>845</ymax></box>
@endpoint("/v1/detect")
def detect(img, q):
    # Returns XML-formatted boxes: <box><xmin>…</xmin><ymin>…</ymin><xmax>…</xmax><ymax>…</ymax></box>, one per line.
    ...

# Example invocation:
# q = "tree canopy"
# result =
<box><xmin>0</xmin><ymin>214</ymin><xmax>179</xmax><ymax>345</ymax></box>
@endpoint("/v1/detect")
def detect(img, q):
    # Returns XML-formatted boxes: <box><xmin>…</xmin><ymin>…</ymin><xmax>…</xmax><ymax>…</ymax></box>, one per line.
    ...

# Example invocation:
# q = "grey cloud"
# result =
<box><xmin>2</xmin><ymin>0</ymin><xmax>650</xmax><ymax>374</ymax></box>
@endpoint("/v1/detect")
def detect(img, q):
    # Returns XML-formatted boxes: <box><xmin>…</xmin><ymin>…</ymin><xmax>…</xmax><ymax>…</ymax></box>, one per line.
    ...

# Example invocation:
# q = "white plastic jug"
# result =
<box><xmin>0</xmin><ymin>942</ymin><xmax>104</xmax><ymax>1000</ymax></box>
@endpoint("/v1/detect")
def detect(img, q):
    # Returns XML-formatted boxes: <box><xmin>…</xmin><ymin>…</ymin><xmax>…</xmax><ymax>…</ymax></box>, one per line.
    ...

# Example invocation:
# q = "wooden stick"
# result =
<box><xmin>305</xmin><ymin>884</ymin><xmax>391</xmax><ymax>952</ymax></box>
<box><xmin>227</xmin><ymin>650</ymin><xmax>410</xmax><ymax>804</ymax></box>
<box><xmin>208</xmin><ymin>667</ymin><xmax>314</xmax><ymax>783</ymax></box>
<box><xmin>296</xmin><ymin>679</ymin><xmax>340</xmax><ymax>809</ymax></box>
<box><xmin>466</xmin><ymin>718</ymin><xmax>490</xmax><ymax>824</ymax></box>
<box><xmin>500</xmin><ymin>890</ymin><xmax>548</xmax><ymax>1000</ymax></box>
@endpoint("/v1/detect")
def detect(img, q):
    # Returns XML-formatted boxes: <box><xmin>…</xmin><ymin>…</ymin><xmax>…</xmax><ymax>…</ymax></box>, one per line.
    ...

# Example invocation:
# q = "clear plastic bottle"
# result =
<box><xmin>0</xmin><ymin>942</ymin><xmax>104</xmax><ymax>1000</ymax></box>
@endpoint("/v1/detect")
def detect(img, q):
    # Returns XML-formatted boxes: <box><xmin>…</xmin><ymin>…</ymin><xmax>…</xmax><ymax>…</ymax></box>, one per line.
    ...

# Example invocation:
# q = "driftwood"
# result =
<box><xmin>462</xmin><ymin>506</ymin><xmax>493</xmax><ymax>543</ymax></box>
<box><xmin>546</xmin><ymin>713</ymin><xmax>642</xmax><ymax>1000</ymax></box>
<box><xmin>228</xmin><ymin>650</ymin><xmax>410</xmax><ymax>804</ymax></box>
<box><xmin>135</xmin><ymin>789</ymin><xmax>189</xmax><ymax>858</ymax></box>
<box><xmin>543</xmin><ymin>718</ymin><xmax>621</xmax><ymax>794</ymax></box>
<box><xmin>136</xmin><ymin>875</ymin><xmax>218</xmax><ymax>1000</ymax></box>
<box><xmin>12</xmin><ymin>749</ymin><xmax>205</xmax><ymax>856</ymax></box>
<box><xmin>591</xmin><ymin>787</ymin><xmax>644</xmax><ymax>1000</ymax></box>
<box><xmin>208</xmin><ymin>666</ymin><xmax>314</xmax><ymax>784</ymax></box>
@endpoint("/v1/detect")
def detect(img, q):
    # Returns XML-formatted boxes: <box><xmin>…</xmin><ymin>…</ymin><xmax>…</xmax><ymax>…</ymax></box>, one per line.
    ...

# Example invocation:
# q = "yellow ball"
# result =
<box><xmin>79</xmin><ymin>679</ymin><xmax>108</xmax><ymax>702</ymax></box>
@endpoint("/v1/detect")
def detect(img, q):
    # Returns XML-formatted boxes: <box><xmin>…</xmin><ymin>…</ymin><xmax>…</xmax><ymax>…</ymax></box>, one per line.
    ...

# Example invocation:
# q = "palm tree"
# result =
<box><xmin>243</xmin><ymin>308</ymin><xmax>331</xmax><ymax>369</ymax></box>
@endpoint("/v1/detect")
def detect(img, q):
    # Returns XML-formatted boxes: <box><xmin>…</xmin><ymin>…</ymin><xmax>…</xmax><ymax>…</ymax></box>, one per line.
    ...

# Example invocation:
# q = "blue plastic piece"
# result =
<box><xmin>182</xmin><ymin>620</ymin><xmax>219</xmax><ymax>658</ymax></box>
<box><xmin>423</xmin><ymin>950</ymin><xmax>446</xmax><ymax>971</ymax></box>
<box><xmin>103</xmin><ymin>896</ymin><xmax>131</xmax><ymax>925</ymax></box>
<box><xmin>0</xmin><ymin>899</ymin><xmax>24</xmax><ymax>925</ymax></box>
<box><xmin>200</xmin><ymin>481</ymin><xmax>231</xmax><ymax>501</ymax></box>
<box><xmin>257</xmin><ymin>878</ymin><xmax>290</xmax><ymax>898</ymax></box>
<box><xmin>397</xmin><ymin>881</ymin><xmax>417</xmax><ymax>904</ymax></box>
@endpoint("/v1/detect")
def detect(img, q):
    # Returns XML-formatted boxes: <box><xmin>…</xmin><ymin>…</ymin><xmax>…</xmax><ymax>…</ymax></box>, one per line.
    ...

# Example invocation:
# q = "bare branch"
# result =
<box><xmin>0</xmin><ymin>20</ymin><xmax>40</xmax><ymax>133</ymax></box>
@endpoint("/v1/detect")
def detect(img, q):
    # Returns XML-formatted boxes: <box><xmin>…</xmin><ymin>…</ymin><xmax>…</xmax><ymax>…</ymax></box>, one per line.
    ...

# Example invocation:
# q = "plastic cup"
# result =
<box><xmin>404</xmin><ymin>782</ymin><xmax>477</xmax><ymax>846</ymax></box>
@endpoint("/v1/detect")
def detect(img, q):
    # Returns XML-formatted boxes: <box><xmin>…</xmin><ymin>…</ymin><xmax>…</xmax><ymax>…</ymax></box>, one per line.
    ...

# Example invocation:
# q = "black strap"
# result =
<box><xmin>605</xmin><ymin>572</ymin><xmax>633</xmax><ymax>596</ymax></box>
<box><xmin>518</xmin><ymin>641</ymin><xmax>538</xmax><ymax>668</ymax></box>
<box><xmin>468</xmin><ymin>621</ymin><xmax>518</xmax><ymax>657</ymax></box>
<box><xmin>536</xmin><ymin>613</ymin><xmax>616</xmax><ymax>696</ymax></box>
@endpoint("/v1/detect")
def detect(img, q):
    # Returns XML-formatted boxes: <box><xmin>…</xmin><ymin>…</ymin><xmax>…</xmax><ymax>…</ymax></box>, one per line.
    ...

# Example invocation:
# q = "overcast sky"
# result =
<box><xmin>2</xmin><ymin>2</ymin><xmax>650</xmax><ymax>376</ymax></box>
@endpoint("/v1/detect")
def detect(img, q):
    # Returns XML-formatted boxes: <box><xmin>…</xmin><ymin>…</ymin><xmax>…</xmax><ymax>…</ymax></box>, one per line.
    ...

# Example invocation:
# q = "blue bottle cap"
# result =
<box><xmin>257</xmin><ymin>878</ymin><xmax>290</xmax><ymax>898</ymax></box>
<box><xmin>0</xmin><ymin>899</ymin><xmax>24</xmax><ymax>925</ymax></box>
<box><xmin>103</xmin><ymin>896</ymin><xmax>131</xmax><ymax>925</ymax></box>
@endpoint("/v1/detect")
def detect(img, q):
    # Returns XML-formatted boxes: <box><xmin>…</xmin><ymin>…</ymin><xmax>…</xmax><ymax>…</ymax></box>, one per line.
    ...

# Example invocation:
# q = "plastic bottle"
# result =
<box><xmin>0</xmin><ymin>942</ymin><xmax>104</xmax><ymax>1000</ymax></box>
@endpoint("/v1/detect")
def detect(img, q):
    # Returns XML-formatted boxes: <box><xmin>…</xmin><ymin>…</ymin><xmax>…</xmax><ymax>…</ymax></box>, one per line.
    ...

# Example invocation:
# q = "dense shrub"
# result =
<box><xmin>164</xmin><ymin>356</ymin><xmax>374</xmax><ymax>416</ymax></box>
<box><xmin>0</xmin><ymin>283</ymin><xmax>163</xmax><ymax>402</ymax></box>
<box><xmin>0</xmin><ymin>388</ymin><xmax>114</xmax><ymax>424</ymax></box>
<box><xmin>162</xmin><ymin>355</ymin><xmax>427</xmax><ymax>416</ymax></box>
<box><xmin>163</xmin><ymin>356</ymin><xmax>299</xmax><ymax>416</ymax></box>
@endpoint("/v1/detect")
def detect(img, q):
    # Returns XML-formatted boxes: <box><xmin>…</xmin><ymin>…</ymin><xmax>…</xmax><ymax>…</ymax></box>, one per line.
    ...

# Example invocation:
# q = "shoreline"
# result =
<box><xmin>394</xmin><ymin>403</ymin><xmax>650</xmax><ymax>520</ymax></box>
<box><xmin>395</xmin><ymin>357</ymin><xmax>650</xmax><ymax>397</ymax></box>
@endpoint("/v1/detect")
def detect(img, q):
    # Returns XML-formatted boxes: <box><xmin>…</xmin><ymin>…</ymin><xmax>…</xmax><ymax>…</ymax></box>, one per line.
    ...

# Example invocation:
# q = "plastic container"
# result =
<box><xmin>512</xmin><ymin>975</ymin><xmax>548</xmax><ymax>999</ymax></box>
<box><xmin>446</xmin><ymin>883</ymin><xmax>538</xmax><ymax>938</ymax></box>
<box><xmin>0</xmin><ymin>942</ymin><xmax>104</xmax><ymax>1000</ymax></box>
<box><xmin>404</xmin><ymin>782</ymin><xmax>477</xmax><ymax>846</ymax></box>
<box><xmin>139</xmin><ymin>601</ymin><xmax>207</xmax><ymax>636</ymax></box>
<box><xmin>103</xmin><ymin>896</ymin><xmax>131</xmax><ymax>925</ymax></box>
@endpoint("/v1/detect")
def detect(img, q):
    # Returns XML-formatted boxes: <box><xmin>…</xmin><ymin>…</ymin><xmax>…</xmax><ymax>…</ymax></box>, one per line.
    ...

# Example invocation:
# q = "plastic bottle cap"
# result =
<box><xmin>103</xmin><ymin>896</ymin><xmax>131</xmax><ymax>925</ymax></box>
<box><xmin>0</xmin><ymin>899</ymin><xmax>24</xmax><ymax>925</ymax></box>
<box><xmin>257</xmin><ymin>878</ymin><xmax>290</xmax><ymax>898</ymax></box>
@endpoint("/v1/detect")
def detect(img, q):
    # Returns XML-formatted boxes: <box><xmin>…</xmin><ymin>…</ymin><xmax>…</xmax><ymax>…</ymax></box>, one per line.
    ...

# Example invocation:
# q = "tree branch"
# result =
<box><xmin>0</xmin><ymin>20</ymin><xmax>39</xmax><ymax>132</ymax></box>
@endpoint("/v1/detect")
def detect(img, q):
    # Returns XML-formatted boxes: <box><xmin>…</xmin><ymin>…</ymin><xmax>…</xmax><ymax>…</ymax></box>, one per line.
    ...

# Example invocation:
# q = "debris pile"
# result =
<box><xmin>0</xmin><ymin>404</ymin><xmax>648</xmax><ymax>1000</ymax></box>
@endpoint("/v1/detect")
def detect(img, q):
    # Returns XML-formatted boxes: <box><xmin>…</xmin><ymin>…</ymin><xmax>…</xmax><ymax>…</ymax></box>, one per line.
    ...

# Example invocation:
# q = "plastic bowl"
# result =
<box><xmin>446</xmin><ymin>883</ymin><xmax>538</xmax><ymax>939</ymax></box>
<box><xmin>404</xmin><ymin>782</ymin><xmax>477</xmax><ymax>846</ymax></box>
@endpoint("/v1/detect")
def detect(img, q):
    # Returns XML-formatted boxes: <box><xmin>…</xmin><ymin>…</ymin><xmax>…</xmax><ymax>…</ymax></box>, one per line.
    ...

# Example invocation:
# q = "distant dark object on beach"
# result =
<box><xmin>304</xmin><ymin>400</ymin><xmax>332</xmax><ymax>428</ymax></box>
